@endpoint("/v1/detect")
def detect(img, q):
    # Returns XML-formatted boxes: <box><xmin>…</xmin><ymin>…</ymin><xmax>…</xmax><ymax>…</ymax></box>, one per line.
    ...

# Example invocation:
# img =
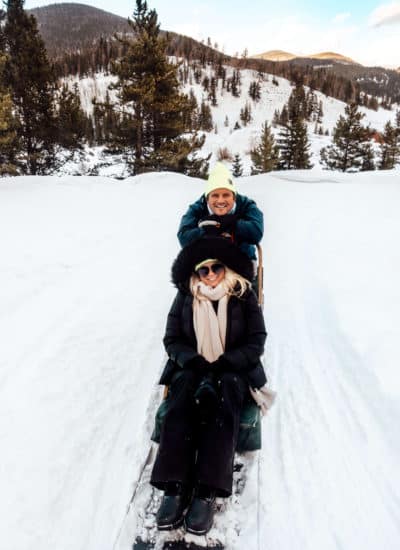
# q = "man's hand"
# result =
<box><xmin>198</xmin><ymin>215</ymin><xmax>221</xmax><ymax>236</ymax></box>
<box><xmin>217</xmin><ymin>213</ymin><xmax>238</xmax><ymax>232</ymax></box>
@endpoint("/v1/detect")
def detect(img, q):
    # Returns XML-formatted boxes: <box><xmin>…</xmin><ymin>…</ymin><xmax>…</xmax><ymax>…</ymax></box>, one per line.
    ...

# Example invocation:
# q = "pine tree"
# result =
<box><xmin>317</xmin><ymin>101</ymin><xmax>324</xmax><ymax>124</ymax></box>
<box><xmin>93</xmin><ymin>91</ymin><xmax>124</xmax><ymax>146</ymax></box>
<box><xmin>202</xmin><ymin>76</ymin><xmax>210</xmax><ymax>92</ymax></box>
<box><xmin>287</xmin><ymin>83</ymin><xmax>307</xmax><ymax>121</ymax></box>
<box><xmin>239</xmin><ymin>102</ymin><xmax>252</xmax><ymax>126</ymax></box>
<box><xmin>379</xmin><ymin>121</ymin><xmax>399</xmax><ymax>170</ymax></box>
<box><xmin>395</xmin><ymin>110</ymin><xmax>400</xmax><ymax>136</ymax></box>
<box><xmin>184</xmin><ymin>89</ymin><xmax>198</xmax><ymax>132</ymax></box>
<box><xmin>0</xmin><ymin>15</ymin><xmax>18</xmax><ymax>176</ymax></box>
<box><xmin>56</xmin><ymin>83</ymin><xmax>86</xmax><ymax>151</ymax></box>
<box><xmin>198</xmin><ymin>100</ymin><xmax>213</xmax><ymax>131</ymax></box>
<box><xmin>110</xmin><ymin>0</ymin><xmax>207</xmax><ymax>176</ymax></box>
<box><xmin>208</xmin><ymin>77</ymin><xmax>218</xmax><ymax>106</ymax></box>
<box><xmin>0</xmin><ymin>50</ymin><xmax>18</xmax><ymax>175</ymax></box>
<box><xmin>3</xmin><ymin>0</ymin><xmax>58</xmax><ymax>174</ymax></box>
<box><xmin>231</xmin><ymin>153</ymin><xmax>243</xmax><ymax>177</ymax></box>
<box><xmin>320</xmin><ymin>103</ymin><xmax>369</xmax><ymax>172</ymax></box>
<box><xmin>360</xmin><ymin>142</ymin><xmax>375</xmax><ymax>171</ymax></box>
<box><xmin>250</xmin><ymin>122</ymin><xmax>279</xmax><ymax>173</ymax></box>
<box><xmin>272</xmin><ymin>109</ymin><xmax>280</xmax><ymax>127</ymax></box>
<box><xmin>277</xmin><ymin>89</ymin><xmax>312</xmax><ymax>170</ymax></box>
<box><xmin>368</xmin><ymin>96</ymin><xmax>379</xmax><ymax>111</ymax></box>
<box><xmin>305</xmin><ymin>90</ymin><xmax>317</xmax><ymax>121</ymax></box>
<box><xmin>277</xmin><ymin>116</ymin><xmax>312</xmax><ymax>170</ymax></box>
<box><xmin>279</xmin><ymin>105</ymin><xmax>289</xmax><ymax>126</ymax></box>
<box><xmin>0</xmin><ymin>91</ymin><xmax>18</xmax><ymax>175</ymax></box>
<box><xmin>344</xmin><ymin>80</ymin><xmax>355</xmax><ymax>103</ymax></box>
<box><xmin>248</xmin><ymin>80</ymin><xmax>261</xmax><ymax>102</ymax></box>
<box><xmin>228</xmin><ymin>70</ymin><xmax>241</xmax><ymax>97</ymax></box>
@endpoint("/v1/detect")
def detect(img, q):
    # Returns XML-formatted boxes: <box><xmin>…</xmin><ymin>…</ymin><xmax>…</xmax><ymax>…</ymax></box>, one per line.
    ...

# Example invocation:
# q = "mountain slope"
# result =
<box><xmin>307</xmin><ymin>51</ymin><xmax>359</xmax><ymax>64</ymax></box>
<box><xmin>29</xmin><ymin>3</ymin><xmax>400</xmax><ymax>103</ymax></box>
<box><xmin>29</xmin><ymin>3</ymin><xmax>132</xmax><ymax>56</ymax></box>
<box><xmin>64</xmin><ymin>65</ymin><xmax>398</xmax><ymax>177</ymax></box>
<box><xmin>251</xmin><ymin>49</ymin><xmax>399</xmax><ymax>100</ymax></box>
<box><xmin>252</xmin><ymin>50</ymin><xmax>297</xmax><ymax>62</ymax></box>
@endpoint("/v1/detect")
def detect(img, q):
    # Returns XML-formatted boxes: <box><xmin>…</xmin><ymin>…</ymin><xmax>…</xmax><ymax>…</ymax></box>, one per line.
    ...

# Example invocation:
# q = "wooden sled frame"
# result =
<box><xmin>256</xmin><ymin>243</ymin><xmax>264</xmax><ymax>309</ymax></box>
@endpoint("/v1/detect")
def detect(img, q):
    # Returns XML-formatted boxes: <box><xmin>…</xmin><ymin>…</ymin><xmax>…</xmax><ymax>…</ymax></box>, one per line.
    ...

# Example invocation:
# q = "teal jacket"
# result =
<box><xmin>177</xmin><ymin>194</ymin><xmax>263</xmax><ymax>260</ymax></box>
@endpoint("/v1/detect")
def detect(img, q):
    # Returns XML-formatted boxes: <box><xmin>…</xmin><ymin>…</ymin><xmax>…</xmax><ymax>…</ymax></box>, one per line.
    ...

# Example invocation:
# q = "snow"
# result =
<box><xmin>66</xmin><ymin>66</ymin><xmax>399</xmax><ymax>176</ymax></box>
<box><xmin>1</xmin><ymin>170</ymin><xmax>400</xmax><ymax>550</ymax></box>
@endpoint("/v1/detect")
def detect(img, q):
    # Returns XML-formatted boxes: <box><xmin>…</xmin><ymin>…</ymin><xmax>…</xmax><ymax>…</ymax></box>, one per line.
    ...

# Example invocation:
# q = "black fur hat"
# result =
<box><xmin>171</xmin><ymin>237</ymin><xmax>254</xmax><ymax>289</ymax></box>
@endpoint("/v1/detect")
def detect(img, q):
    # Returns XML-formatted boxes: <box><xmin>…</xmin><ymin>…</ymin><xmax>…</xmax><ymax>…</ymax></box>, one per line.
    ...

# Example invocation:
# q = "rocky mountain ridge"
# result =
<box><xmin>252</xmin><ymin>50</ymin><xmax>359</xmax><ymax>65</ymax></box>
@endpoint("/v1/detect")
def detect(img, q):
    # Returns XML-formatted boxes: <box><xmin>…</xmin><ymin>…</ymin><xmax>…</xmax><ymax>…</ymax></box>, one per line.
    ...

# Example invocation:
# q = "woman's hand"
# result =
<box><xmin>209</xmin><ymin>356</ymin><xmax>230</xmax><ymax>373</ymax></box>
<box><xmin>184</xmin><ymin>355</ymin><xmax>210</xmax><ymax>371</ymax></box>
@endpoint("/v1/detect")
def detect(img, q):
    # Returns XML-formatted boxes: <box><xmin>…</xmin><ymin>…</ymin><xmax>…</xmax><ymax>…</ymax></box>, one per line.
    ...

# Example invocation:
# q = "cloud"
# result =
<box><xmin>333</xmin><ymin>12</ymin><xmax>351</xmax><ymax>24</ymax></box>
<box><xmin>369</xmin><ymin>2</ymin><xmax>400</xmax><ymax>27</ymax></box>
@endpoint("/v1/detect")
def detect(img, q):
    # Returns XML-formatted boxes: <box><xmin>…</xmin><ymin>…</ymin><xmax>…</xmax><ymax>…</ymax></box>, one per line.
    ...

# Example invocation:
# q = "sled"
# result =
<box><xmin>120</xmin><ymin>245</ymin><xmax>266</xmax><ymax>549</ymax></box>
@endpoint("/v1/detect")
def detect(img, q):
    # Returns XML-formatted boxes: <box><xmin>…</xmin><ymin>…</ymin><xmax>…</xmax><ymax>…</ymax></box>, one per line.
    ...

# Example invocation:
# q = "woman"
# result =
<box><xmin>150</xmin><ymin>237</ymin><xmax>267</xmax><ymax>535</ymax></box>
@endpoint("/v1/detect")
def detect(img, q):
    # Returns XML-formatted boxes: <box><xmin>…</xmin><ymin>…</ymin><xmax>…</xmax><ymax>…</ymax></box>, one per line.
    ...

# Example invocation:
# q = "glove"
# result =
<box><xmin>198</xmin><ymin>214</ymin><xmax>220</xmax><ymax>226</ymax></box>
<box><xmin>184</xmin><ymin>355</ymin><xmax>210</xmax><ymax>371</ymax></box>
<box><xmin>209</xmin><ymin>356</ymin><xmax>230</xmax><ymax>373</ymax></box>
<box><xmin>217</xmin><ymin>213</ymin><xmax>238</xmax><ymax>232</ymax></box>
<box><xmin>194</xmin><ymin>375</ymin><xmax>219</xmax><ymax>416</ymax></box>
<box><xmin>249</xmin><ymin>385</ymin><xmax>277</xmax><ymax>416</ymax></box>
<box><xmin>198</xmin><ymin>215</ymin><xmax>221</xmax><ymax>236</ymax></box>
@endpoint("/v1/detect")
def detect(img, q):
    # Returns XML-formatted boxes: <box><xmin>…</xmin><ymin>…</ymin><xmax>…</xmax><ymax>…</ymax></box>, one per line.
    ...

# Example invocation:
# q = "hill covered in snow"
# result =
<box><xmin>1</xmin><ymin>170</ymin><xmax>399</xmax><ymax>550</ymax></box>
<box><xmin>65</xmin><ymin>65</ymin><xmax>399</xmax><ymax>177</ymax></box>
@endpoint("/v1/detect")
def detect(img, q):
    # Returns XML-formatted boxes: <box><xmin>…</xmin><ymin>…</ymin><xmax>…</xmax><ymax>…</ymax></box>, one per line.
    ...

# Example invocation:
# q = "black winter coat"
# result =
<box><xmin>159</xmin><ymin>288</ymin><xmax>267</xmax><ymax>389</ymax></box>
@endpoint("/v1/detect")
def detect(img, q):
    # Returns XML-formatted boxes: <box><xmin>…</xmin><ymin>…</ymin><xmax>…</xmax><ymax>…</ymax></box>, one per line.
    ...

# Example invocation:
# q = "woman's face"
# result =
<box><xmin>197</xmin><ymin>261</ymin><xmax>225</xmax><ymax>287</ymax></box>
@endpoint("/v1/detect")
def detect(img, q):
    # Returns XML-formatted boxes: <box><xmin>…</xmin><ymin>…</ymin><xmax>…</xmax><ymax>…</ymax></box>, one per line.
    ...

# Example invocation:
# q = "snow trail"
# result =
<box><xmin>254</xmin><ymin>173</ymin><xmax>400</xmax><ymax>550</ymax></box>
<box><xmin>1</xmin><ymin>172</ymin><xmax>399</xmax><ymax>550</ymax></box>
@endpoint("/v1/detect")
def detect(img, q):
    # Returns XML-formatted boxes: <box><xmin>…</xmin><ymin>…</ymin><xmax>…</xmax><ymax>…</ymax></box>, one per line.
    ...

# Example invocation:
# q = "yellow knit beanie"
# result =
<box><xmin>204</xmin><ymin>162</ymin><xmax>236</xmax><ymax>197</ymax></box>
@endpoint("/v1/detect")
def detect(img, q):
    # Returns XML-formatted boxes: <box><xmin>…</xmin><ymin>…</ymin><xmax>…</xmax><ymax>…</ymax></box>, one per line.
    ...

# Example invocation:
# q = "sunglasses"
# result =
<box><xmin>196</xmin><ymin>263</ymin><xmax>225</xmax><ymax>277</ymax></box>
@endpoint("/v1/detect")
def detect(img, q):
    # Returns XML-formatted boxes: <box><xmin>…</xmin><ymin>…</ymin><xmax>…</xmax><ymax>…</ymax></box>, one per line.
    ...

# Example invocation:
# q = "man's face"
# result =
<box><xmin>207</xmin><ymin>188</ymin><xmax>235</xmax><ymax>216</ymax></box>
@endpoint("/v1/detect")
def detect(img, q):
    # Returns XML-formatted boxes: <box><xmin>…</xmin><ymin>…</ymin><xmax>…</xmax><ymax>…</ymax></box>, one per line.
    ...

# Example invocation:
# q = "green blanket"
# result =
<box><xmin>151</xmin><ymin>395</ymin><xmax>261</xmax><ymax>453</ymax></box>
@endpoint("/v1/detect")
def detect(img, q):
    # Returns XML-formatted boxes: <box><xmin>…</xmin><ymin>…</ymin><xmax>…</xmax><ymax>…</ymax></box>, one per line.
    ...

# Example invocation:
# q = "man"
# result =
<box><xmin>178</xmin><ymin>162</ymin><xmax>263</xmax><ymax>261</ymax></box>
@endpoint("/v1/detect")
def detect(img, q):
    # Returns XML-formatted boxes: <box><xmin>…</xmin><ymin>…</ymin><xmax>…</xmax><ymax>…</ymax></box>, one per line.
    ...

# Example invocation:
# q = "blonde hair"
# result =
<box><xmin>190</xmin><ymin>265</ymin><xmax>251</xmax><ymax>299</ymax></box>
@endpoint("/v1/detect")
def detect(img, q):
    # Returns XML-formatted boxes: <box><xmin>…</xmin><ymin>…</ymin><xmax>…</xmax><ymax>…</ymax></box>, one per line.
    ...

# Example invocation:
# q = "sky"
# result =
<box><xmin>25</xmin><ymin>0</ymin><xmax>400</xmax><ymax>68</ymax></box>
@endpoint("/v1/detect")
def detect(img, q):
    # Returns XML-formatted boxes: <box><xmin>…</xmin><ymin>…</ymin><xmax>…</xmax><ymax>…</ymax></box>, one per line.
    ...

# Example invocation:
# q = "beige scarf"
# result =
<box><xmin>192</xmin><ymin>281</ymin><xmax>229</xmax><ymax>362</ymax></box>
<box><xmin>192</xmin><ymin>279</ymin><xmax>277</xmax><ymax>416</ymax></box>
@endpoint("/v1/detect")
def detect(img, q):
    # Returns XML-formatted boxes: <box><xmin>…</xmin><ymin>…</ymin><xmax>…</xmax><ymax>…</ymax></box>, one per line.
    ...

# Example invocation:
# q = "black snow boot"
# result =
<box><xmin>156</xmin><ymin>483</ymin><xmax>190</xmax><ymax>530</ymax></box>
<box><xmin>184</xmin><ymin>486</ymin><xmax>216</xmax><ymax>535</ymax></box>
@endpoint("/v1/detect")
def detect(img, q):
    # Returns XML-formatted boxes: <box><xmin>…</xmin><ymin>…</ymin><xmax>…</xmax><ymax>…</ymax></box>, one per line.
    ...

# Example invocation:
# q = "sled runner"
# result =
<box><xmin>126</xmin><ymin>447</ymin><xmax>258</xmax><ymax>550</ymax></box>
